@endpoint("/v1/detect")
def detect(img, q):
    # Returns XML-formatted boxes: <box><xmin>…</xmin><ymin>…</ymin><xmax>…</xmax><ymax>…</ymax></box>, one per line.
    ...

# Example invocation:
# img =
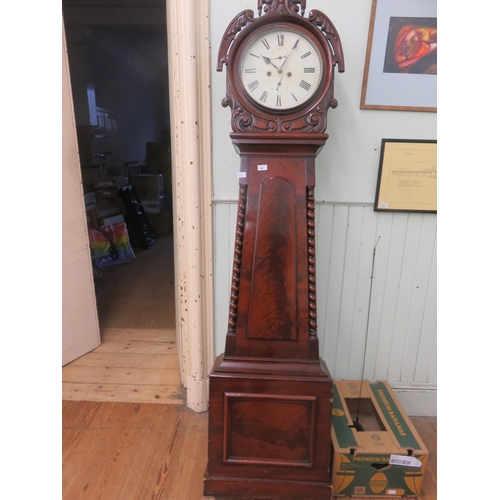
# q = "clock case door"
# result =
<box><xmin>224</xmin><ymin>136</ymin><xmax>326</xmax><ymax>361</ymax></box>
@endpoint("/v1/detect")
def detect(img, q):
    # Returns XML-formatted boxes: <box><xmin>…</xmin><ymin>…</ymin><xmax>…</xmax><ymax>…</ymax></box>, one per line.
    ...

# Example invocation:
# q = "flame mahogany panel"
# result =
<box><xmin>233</xmin><ymin>155</ymin><xmax>310</xmax><ymax>358</ymax></box>
<box><xmin>247</xmin><ymin>177</ymin><xmax>297</xmax><ymax>340</ymax></box>
<box><xmin>223</xmin><ymin>392</ymin><xmax>317</xmax><ymax>465</ymax></box>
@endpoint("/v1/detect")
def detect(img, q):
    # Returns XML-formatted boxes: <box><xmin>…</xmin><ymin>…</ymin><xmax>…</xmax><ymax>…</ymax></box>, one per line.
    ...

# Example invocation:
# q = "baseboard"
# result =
<box><xmin>186</xmin><ymin>376</ymin><xmax>210</xmax><ymax>412</ymax></box>
<box><xmin>390</xmin><ymin>384</ymin><xmax>437</xmax><ymax>417</ymax></box>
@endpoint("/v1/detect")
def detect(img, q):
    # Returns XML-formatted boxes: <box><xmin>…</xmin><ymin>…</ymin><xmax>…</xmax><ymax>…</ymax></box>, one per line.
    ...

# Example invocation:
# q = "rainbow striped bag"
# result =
<box><xmin>88</xmin><ymin>222</ymin><xmax>136</xmax><ymax>268</ymax></box>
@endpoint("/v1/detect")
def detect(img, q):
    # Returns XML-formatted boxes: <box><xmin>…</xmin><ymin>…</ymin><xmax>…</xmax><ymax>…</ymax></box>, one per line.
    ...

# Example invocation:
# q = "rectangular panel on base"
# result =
<box><xmin>224</xmin><ymin>392</ymin><xmax>316</xmax><ymax>466</ymax></box>
<box><xmin>204</xmin><ymin>356</ymin><xmax>333</xmax><ymax>499</ymax></box>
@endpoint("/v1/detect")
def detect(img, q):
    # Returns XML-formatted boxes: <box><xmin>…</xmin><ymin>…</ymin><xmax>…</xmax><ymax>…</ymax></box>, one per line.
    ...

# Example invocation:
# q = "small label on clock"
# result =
<box><xmin>236</xmin><ymin>172</ymin><xmax>246</xmax><ymax>178</ymax></box>
<box><xmin>257</xmin><ymin>164</ymin><xmax>268</xmax><ymax>171</ymax></box>
<box><xmin>379</xmin><ymin>202</ymin><xmax>389</xmax><ymax>208</ymax></box>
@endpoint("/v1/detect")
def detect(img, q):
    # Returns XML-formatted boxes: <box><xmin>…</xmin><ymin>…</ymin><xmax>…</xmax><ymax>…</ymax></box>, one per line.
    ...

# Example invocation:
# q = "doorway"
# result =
<box><xmin>62</xmin><ymin>0</ymin><xmax>181</xmax><ymax>404</ymax></box>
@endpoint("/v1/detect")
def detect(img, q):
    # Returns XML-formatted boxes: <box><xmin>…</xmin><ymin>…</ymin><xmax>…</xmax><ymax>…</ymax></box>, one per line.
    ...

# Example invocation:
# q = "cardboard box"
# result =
<box><xmin>95</xmin><ymin>186</ymin><xmax>119</xmax><ymax>199</ymax></box>
<box><xmin>96</xmin><ymin>199</ymin><xmax>120</xmax><ymax>219</ymax></box>
<box><xmin>131</xmin><ymin>174</ymin><xmax>163</xmax><ymax>198</ymax></box>
<box><xmin>331</xmin><ymin>380</ymin><xmax>428</xmax><ymax>498</ymax></box>
<box><xmin>147</xmin><ymin>211</ymin><xmax>172</xmax><ymax>236</ymax></box>
<box><xmin>141</xmin><ymin>196</ymin><xmax>165</xmax><ymax>214</ymax></box>
<box><xmin>124</xmin><ymin>161</ymin><xmax>143</xmax><ymax>177</ymax></box>
<box><xmin>76</xmin><ymin>125</ymin><xmax>110</xmax><ymax>165</ymax></box>
<box><xmin>86</xmin><ymin>207</ymin><xmax>100</xmax><ymax>229</ymax></box>
<box><xmin>84</xmin><ymin>192</ymin><xmax>96</xmax><ymax>206</ymax></box>
<box><xmin>102</xmin><ymin>214</ymin><xmax>125</xmax><ymax>225</ymax></box>
<box><xmin>94</xmin><ymin>176</ymin><xmax>129</xmax><ymax>189</ymax></box>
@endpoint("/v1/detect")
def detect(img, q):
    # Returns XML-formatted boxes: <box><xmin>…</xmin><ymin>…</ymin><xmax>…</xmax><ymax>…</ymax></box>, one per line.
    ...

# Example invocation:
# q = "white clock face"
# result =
<box><xmin>239</xmin><ymin>27</ymin><xmax>324</xmax><ymax>111</ymax></box>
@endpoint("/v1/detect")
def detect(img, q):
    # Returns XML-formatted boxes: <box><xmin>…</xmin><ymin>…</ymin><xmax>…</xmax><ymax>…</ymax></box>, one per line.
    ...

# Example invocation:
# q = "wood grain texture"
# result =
<box><xmin>62</xmin><ymin>401</ymin><xmax>437</xmax><ymax>500</ymax></box>
<box><xmin>62</xmin><ymin>402</ymin><xmax>206</xmax><ymax>500</ymax></box>
<box><xmin>205</xmin><ymin>356</ymin><xmax>333</xmax><ymax>498</ymax></box>
<box><xmin>62</xmin><ymin>328</ymin><xmax>183</xmax><ymax>405</ymax></box>
<box><xmin>247</xmin><ymin>177</ymin><xmax>297</xmax><ymax>340</ymax></box>
<box><xmin>231</xmin><ymin>154</ymin><xmax>316</xmax><ymax>360</ymax></box>
<box><xmin>62</xmin><ymin>236</ymin><xmax>183</xmax><ymax>405</ymax></box>
<box><xmin>207</xmin><ymin>138</ymin><xmax>332</xmax><ymax>495</ymax></box>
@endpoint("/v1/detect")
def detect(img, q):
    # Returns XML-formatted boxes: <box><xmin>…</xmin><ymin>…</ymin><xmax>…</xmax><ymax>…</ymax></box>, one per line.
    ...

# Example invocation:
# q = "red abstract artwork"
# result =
<box><xmin>383</xmin><ymin>17</ymin><xmax>437</xmax><ymax>75</ymax></box>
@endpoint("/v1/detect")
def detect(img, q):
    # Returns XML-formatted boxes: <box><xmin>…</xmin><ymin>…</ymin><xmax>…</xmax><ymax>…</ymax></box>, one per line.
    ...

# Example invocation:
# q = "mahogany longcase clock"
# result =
<box><xmin>204</xmin><ymin>1</ymin><xmax>344</xmax><ymax>498</ymax></box>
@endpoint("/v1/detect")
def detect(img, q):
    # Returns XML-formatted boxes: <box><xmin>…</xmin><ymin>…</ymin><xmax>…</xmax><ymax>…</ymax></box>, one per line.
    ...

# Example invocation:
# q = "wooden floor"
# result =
<box><xmin>63</xmin><ymin>401</ymin><xmax>437</xmax><ymax>500</ymax></box>
<box><xmin>62</xmin><ymin>235</ymin><xmax>184</xmax><ymax>405</ymax></box>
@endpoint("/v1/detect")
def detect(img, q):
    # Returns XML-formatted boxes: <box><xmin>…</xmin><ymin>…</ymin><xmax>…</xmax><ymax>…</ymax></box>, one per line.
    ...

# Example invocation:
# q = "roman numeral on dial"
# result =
<box><xmin>299</xmin><ymin>80</ymin><xmax>312</xmax><ymax>91</ymax></box>
<box><xmin>259</xmin><ymin>91</ymin><xmax>269</xmax><ymax>103</ymax></box>
<box><xmin>304</xmin><ymin>68</ymin><xmax>316</xmax><ymax>73</ymax></box>
<box><xmin>301</xmin><ymin>51</ymin><xmax>312</xmax><ymax>59</ymax></box>
<box><xmin>261</xmin><ymin>39</ymin><xmax>270</xmax><ymax>50</ymax></box>
<box><xmin>276</xmin><ymin>95</ymin><xmax>281</xmax><ymax>107</ymax></box>
<box><xmin>248</xmin><ymin>80</ymin><xmax>259</xmax><ymax>92</ymax></box>
<box><xmin>278</xmin><ymin>34</ymin><xmax>284</xmax><ymax>46</ymax></box>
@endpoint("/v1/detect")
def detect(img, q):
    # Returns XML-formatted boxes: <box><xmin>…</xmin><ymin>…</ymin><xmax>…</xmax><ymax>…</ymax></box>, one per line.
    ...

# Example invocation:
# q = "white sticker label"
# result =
<box><xmin>236</xmin><ymin>172</ymin><xmax>246</xmax><ymax>178</ymax></box>
<box><xmin>389</xmin><ymin>455</ymin><xmax>422</xmax><ymax>468</ymax></box>
<box><xmin>379</xmin><ymin>202</ymin><xmax>389</xmax><ymax>208</ymax></box>
<box><xmin>257</xmin><ymin>164</ymin><xmax>268</xmax><ymax>171</ymax></box>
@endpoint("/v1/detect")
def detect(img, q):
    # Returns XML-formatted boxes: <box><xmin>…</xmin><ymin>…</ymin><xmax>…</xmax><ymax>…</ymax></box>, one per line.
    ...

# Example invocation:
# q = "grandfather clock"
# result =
<box><xmin>204</xmin><ymin>1</ymin><xmax>344</xmax><ymax>498</ymax></box>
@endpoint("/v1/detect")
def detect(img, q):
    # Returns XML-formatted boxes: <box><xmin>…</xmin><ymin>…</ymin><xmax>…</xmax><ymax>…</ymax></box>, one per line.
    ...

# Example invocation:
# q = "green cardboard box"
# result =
<box><xmin>331</xmin><ymin>380</ymin><xmax>428</xmax><ymax>498</ymax></box>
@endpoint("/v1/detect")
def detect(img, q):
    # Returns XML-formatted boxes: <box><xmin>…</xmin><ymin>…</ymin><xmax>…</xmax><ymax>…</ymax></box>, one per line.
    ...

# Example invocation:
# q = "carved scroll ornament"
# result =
<box><xmin>217</xmin><ymin>0</ymin><xmax>344</xmax><ymax>135</ymax></box>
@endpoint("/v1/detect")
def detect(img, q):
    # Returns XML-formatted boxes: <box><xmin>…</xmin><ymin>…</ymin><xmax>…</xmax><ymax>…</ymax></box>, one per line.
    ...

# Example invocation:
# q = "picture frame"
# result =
<box><xmin>374</xmin><ymin>139</ymin><xmax>437</xmax><ymax>213</ymax></box>
<box><xmin>361</xmin><ymin>0</ymin><xmax>437</xmax><ymax>112</ymax></box>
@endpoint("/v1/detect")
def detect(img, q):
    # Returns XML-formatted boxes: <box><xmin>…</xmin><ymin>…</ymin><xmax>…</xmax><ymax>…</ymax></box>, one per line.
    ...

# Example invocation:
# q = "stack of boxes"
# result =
<box><xmin>76</xmin><ymin>125</ymin><xmax>110</xmax><ymax>166</ymax></box>
<box><xmin>85</xmin><ymin>176</ymin><xmax>129</xmax><ymax>229</ymax></box>
<box><xmin>130</xmin><ymin>173</ymin><xmax>172</xmax><ymax>236</ymax></box>
<box><xmin>130</xmin><ymin>174</ymin><xmax>164</xmax><ymax>214</ymax></box>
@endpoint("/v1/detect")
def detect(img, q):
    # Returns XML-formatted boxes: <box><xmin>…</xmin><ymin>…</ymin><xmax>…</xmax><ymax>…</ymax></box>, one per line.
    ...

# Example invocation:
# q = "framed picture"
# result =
<box><xmin>361</xmin><ymin>0</ymin><xmax>437</xmax><ymax>112</ymax></box>
<box><xmin>374</xmin><ymin>139</ymin><xmax>437</xmax><ymax>212</ymax></box>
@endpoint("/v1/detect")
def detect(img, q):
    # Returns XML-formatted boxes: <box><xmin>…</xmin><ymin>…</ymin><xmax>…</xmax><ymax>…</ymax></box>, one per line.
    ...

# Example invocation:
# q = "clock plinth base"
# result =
<box><xmin>204</xmin><ymin>355</ymin><xmax>333</xmax><ymax>499</ymax></box>
<box><xmin>203</xmin><ymin>475</ymin><xmax>332</xmax><ymax>500</ymax></box>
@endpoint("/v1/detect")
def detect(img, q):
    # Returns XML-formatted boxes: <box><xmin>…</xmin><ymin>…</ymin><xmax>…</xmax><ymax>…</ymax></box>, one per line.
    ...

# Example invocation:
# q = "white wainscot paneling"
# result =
<box><xmin>213</xmin><ymin>202</ymin><xmax>437</xmax><ymax>416</ymax></box>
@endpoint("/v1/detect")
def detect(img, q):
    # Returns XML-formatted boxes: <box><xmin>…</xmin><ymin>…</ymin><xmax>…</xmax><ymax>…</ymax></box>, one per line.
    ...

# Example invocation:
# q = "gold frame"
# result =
<box><xmin>360</xmin><ymin>0</ymin><xmax>437</xmax><ymax>112</ymax></box>
<box><xmin>374</xmin><ymin>139</ymin><xmax>437</xmax><ymax>212</ymax></box>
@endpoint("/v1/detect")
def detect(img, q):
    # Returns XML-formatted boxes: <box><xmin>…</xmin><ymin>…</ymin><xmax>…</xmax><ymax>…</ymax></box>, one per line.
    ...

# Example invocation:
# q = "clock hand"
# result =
<box><xmin>260</xmin><ymin>54</ymin><xmax>280</xmax><ymax>70</ymax></box>
<box><xmin>276</xmin><ymin>72</ymin><xmax>285</xmax><ymax>91</ymax></box>
<box><xmin>279</xmin><ymin>39</ymin><xmax>300</xmax><ymax>70</ymax></box>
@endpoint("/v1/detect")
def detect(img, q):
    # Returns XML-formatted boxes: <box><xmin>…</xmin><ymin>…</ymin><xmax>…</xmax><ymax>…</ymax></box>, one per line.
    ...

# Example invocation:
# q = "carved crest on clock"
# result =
<box><xmin>258</xmin><ymin>0</ymin><xmax>307</xmax><ymax>17</ymax></box>
<box><xmin>217</xmin><ymin>0</ymin><xmax>344</xmax><ymax>135</ymax></box>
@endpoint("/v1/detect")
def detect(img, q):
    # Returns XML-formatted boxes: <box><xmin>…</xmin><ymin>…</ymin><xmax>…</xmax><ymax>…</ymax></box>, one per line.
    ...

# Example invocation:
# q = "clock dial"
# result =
<box><xmin>239</xmin><ymin>27</ymin><xmax>324</xmax><ymax>111</ymax></box>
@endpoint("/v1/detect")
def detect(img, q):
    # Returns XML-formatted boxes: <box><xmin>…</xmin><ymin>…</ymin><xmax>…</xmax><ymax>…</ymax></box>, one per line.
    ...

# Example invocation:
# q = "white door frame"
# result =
<box><xmin>62</xmin><ymin>0</ymin><xmax>213</xmax><ymax>411</ymax></box>
<box><xmin>166</xmin><ymin>0</ymin><xmax>214</xmax><ymax>412</ymax></box>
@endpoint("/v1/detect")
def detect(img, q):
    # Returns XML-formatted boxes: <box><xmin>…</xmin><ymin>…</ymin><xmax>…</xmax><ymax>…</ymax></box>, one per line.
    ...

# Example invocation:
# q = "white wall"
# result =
<box><xmin>210</xmin><ymin>0</ymin><xmax>437</xmax><ymax>415</ymax></box>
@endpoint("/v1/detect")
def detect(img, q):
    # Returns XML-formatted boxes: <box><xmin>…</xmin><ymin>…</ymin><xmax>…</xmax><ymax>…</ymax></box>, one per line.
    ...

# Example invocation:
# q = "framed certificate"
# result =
<box><xmin>374</xmin><ymin>139</ymin><xmax>437</xmax><ymax>212</ymax></box>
